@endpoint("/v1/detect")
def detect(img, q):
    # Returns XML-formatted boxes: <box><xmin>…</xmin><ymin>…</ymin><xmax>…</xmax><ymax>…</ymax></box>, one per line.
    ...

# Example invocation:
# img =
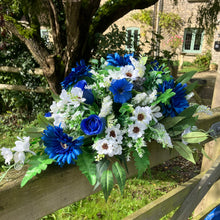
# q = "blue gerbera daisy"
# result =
<box><xmin>158</xmin><ymin>79</ymin><xmax>189</xmax><ymax>117</ymax></box>
<box><xmin>61</xmin><ymin>60</ymin><xmax>92</xmax><ymax>90</ymax></box>
<box><xmin>106</xmin><ymin>52</ymin><xmax>135</xmax><ymax>67</ymax></box>
<box><xmin>109</xmin><ymin>78</ymin><xmax>133</xmax><ymax>104</ymax></box>
<box><xmin>41</xmin><ymin>125</ymin><xmax>84</xmax><ymax>166</ymax></box>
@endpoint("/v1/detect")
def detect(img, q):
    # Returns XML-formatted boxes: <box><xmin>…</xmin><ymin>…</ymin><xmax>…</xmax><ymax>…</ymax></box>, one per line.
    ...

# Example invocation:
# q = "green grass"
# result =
<box><xmin>179</xmin><ymin>64</ymin><xmax>208</xmax><ymax>74</ymax></box>
<box><xmin>41</xmin><ymin>167</ymin><xmax>185</xmax><ymax>220</ymax></box>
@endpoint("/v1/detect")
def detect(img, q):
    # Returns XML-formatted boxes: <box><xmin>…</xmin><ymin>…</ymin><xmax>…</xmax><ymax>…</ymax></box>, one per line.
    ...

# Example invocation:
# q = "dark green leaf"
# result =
<box><xmin>77</xmin><ymin>152</ymin><xmax>96</xmax><ymax>185</ymax></box>
<box><xmin>179</xmin><ymin>104</ymin><xmax>199</xmax><ymax>118</ymax></box>
<box><xmin>24</xmin><ymin>127</ymin><xmax>45</xmax><ymax>138</ymax></box>
<box><xmin>176</xmin><ymin>71</ymin><xmax>197</xmax><ymax>84</ymax></box>
<box><xmin>161</xmin><ymin>116</ymin><xmax>185</xmax><ymax>130</ymax></box>
<box><xmin>112</xmin><ymin>162</ymin><xmax>126</xmax><ymax>195</ymax></box>
<box><xmin>101</xmin><ymin>170</ymin><xmax>114</xmax><ymax>202</ymax></box>
<box><xmin>185</xmin><ymin>81</ymin><xmax>198</xmax><ymax>93</ymax></box>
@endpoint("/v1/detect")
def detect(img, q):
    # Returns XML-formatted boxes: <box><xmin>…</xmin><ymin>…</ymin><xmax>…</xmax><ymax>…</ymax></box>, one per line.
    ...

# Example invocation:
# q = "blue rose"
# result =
<box><xmin>81</xmin><ymin>115</ymin><xmax>104</xmax><ymax>135</ymax></box>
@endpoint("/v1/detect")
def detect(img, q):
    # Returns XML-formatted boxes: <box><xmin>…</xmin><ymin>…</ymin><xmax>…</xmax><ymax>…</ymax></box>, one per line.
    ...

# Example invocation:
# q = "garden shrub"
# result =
<box><xmin>194</xmin><ymin>50</ymin><xmax>211</xmax><ymax>69</ymax></box>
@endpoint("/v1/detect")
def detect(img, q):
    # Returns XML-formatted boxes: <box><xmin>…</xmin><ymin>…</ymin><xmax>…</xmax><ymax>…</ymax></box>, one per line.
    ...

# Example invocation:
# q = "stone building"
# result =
<box><xmin>103</xmin><ymin>0</ymin><xmax>220</xmax><ymax>71</ymax></box>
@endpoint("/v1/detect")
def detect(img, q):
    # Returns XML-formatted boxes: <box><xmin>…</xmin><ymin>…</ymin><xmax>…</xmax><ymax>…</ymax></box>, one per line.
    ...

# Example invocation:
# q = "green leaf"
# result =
<box><xmin>21</xmin><ymin>155</ymin><xmax>54</xmax><ymax>187</ymax></box>
<box><xmin>37</xmin><ymin>113</ymin><xmax>53</xmax><ymax>128</ymax></box>
<box><xmin>24</xmin><ymin>127</ymin><xmax>45</xmax><ymax>138</ymax></box>
<box><xmin>182</xmin><ymin>131</ymin><xmax>208</xmax><ymax>143</ymax></box>
<box><xmin>77</xmin><ymin>152</ymin><xmax>96</xmax><ymax>186</ymax></box>
<box><xmin>173</xmin><ymin>141</ymin><xmax>195</xmax><ymax>164</ymax></box>
<box><xmin>179</xmin><ymin>104</ymin><xmax>199</xmax><ymax>118</ymax></box>
<box><xmin>185</xmin><ymin>81</ymin><xmax>198</xmax><ymax>93</ymax></box>
<box><xmin>101</xmin><ymin>170</ymin><xmax>114</xmax><ymax>202</ymax></box>
<box><xmin>176</xmin><ymin>71</ymin><xmax>197</xmax><ymax>85</ymax></box>
<box><xmin>133</xmin><ymin>149</ymin><xmax>150</xmax><ymax>178</ymax></box>
<box><xmin>94</xmin><ymin>159</ymin><xmax>110</xmax><ymax>190</ymax></box>
<box><xmin>119</xmin><ymin>103</ymin><xmax>134</xmax><ymax>115</ymax></box>
<box><xmin>161</xmin><ymin>116</ymin><xmax>185</xmax><ymax>130</ymax></box>
<box><xmin>152</xmin><ymin>89</ymin><xmax>176</xmax><ymax>106</ymax></box>
<box><xmin>112</xmin><ymin>162</ymin><xmax>126</xmax><ymax>195</ymax></box>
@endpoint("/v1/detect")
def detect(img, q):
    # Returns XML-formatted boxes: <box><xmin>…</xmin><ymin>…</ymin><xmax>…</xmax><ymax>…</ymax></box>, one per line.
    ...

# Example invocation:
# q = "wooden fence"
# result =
<box><xmin>0</xmin><ymin>66</ymin><xmax>47</xmax><ymax>93</ymax></box>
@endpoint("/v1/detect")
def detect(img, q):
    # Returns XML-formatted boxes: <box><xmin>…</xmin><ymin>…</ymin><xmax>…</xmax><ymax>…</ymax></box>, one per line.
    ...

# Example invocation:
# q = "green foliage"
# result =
<box><xmin>159</xmin><ymin>12</ymin><xmax>184</xmax><ymax>35</ymax></box>
<box><xmin>0</xmin><ymin>35</ymin><xmax>52</xmax><ymax>116</ymax></box>
<box><xmin>101</xmin><ymin>170</ymin><xmax>114</xmax><ymax>202</ymax></box>
<box><xmin>133</xmin><ymin>149</ymin><xmax>150</xmax><ymax>178</ymax></box>
<box><xmin>21</xmin><ymin>154</ymin><xmax>54</xmax><ymax>187</ymax></box>
<box><xmin>112</xmin><ymin>162</ymin><xmax>126</xmax><ymax>195</ymax></box>
<box><xmin>153</xmin><ymin>89</ymin><xmax>176</xmax><ymax>106</ymax></box>
<box><xmin>194</xmin><ymin>50</ymin><xmax>212</xmax><ymax>70</ymax></box>
<box><xmin>176</xmin><ymin>70</ymin><xmax>197</xmax><ymax>85</ymax></box>
<box><xmin>182</xmin><ymin>131</ymin><xmax>208</xmax><ymax>144</ymax></box>
<box><xmin>77</xmin><ymin>151</ymin><xmax>97</xmax><ymax>186</ymax></box>
<box><xmin>131</xmin><ymin>10</ymin><xmax>153</xmax><ymax>27</ymax></box>
<box><xmin>173</xmin><ymin>141</ymin><xmax>196</xmax><ymax>164</ymax></box>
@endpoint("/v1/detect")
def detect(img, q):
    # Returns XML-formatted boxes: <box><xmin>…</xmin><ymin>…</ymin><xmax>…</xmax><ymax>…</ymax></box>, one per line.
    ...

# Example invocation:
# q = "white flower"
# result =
<box><xmin>130</xmin><ymin>57</ymin><xmax>146</xmax><ymax>77</ymax></box>
<box><xmin>13</xmin><ymin>137</ymin><xmax>32</xmax><ymax>153</ymax></box>
<box><xmin>132</xmin><ymin>92</ymin><xmax>148</xmax><ymax>105</ymax></box>
<box><xmin>128</xmin><ymin>122</ymin><xmax>146</xmax><ymax>140</ymax></box>
<box><xmin>108</xmin><ymin>69</ymin><xmax>124</xmax><ymax>80</ymax></box>
<box><xmin>151</xmin><ymin>105</ymin><xmax>163</xmax><ymax>123</ymax></box>
<box><xmin>105</xmin><ymin>124</ymin><xmax>124</xmax><ymax>144</ymax></box>
<box><xmin>99</xmin><ymin>96</ymin><xmax>113</xmax><ymax>117</ymax></box>
<box><xmin>153</xmin><ymin>123</ymin><xmax>173</xmax><ymax>148</ymax></box>
<box><xmin>130</xmin><ymin>106</ymin><xmax>152</xmax><ymax>126</ymax></box>
<box><xmin>144</xmin><ymin>90</ymin><xmax>157</xmax><ymax>105</ymax></box>
<box><xmin>69</xmin><ymin>87</ymin><xmax>86</xmax><ymax>107</ymax></box>
<box><xmin>120</xmin><ymin>65</ymin><xmax>138</xmax><ymax>80</ymax></box>
<box><xmin>0</xmin><ymin>147</ymin><xmax>13</xmax><ymax>165</ymax></box>
<box><xmin>186</xmin><ymin>92</ymin><xmax>194</xmax><ymax>100</ymax></box>
<box><xmin>92</xmin><ymin>138</ymin><xmax>122</xmax><ymax>157</ymax></box>
<box><xmin>53</xmin><ymin>113</ymin><xmax>66</xmax><ymax>128</ymax></box>
<box><xmin>50</xmin><ymin>101</ymin><xmax>60</xmax><ymax>114</ymax></box>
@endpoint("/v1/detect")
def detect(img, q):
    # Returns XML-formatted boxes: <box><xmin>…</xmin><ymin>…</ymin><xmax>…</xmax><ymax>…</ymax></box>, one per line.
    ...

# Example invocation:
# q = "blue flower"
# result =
<box><xmin>42</xmin><ymin>125</ymin><xmax>84</xmax><ymax>166</ymax></box>
<box><xmin>109</xmin><ymin>78</ymin><xmax>133</xmax><ymax>104</ymax></box>
<box><xmin>106</xmin><ymin>53</ymin><xmax>135</xmax><ymax>67</ymax></box>
<box><xmin>81</xmin><ymin>115</ymin><xmax>104</xmax><ymax>135</ymax></box>
<box><xmin>150</xmin><ymin>60</ymin><xmax>163</xmax><ymax>72</ymax></box>
<box><xmin>74</xmin><ymin>80</ymin><xmax>94</xmax><ymax>104</ymax></box>
<box><xmin>44</xmin><ymin>112</ymin><xmax>52</xmax><ymax>117</ymax></box>
<box><xmin>158</xmin><ymin>79</ymin><xmax>189</xmax><ymax>117</ymax></box>
<box><xmin>61</xmin><ymin>60</ymin><xmax>92</xmax><ymax>90</ymax></box>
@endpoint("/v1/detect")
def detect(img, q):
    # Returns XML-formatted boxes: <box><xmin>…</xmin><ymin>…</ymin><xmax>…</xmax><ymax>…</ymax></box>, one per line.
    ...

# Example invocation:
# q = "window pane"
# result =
<box><xmin>133</xmin><ymin>30</ymin><xmax>139</xmax><ymax>48</ymax></box>
<box><xmin>193</xmin><ymin>32</ymin><xmax>202</xmax><ymax>50</ymax></box>
<box><xmin>184</xmin><ymin>32</ymin><xmax>192</xmax><ymax>50</ymax></box>
<box><xmin>127</xmin><ymin>30</ymin><xmax>132</xmax><ymax>49</ymax></box>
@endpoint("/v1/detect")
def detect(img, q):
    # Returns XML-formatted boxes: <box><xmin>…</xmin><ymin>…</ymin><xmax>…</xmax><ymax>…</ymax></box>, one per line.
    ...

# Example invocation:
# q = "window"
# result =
<box><xmin>126</xmin><ymin>27</ymin><xmax>140</xmax><ymax>51</ymax></box>
<box><xmin>182</xmin><ymin>28</ymin><xmax>204</xmax><ymax>53</ymax></box>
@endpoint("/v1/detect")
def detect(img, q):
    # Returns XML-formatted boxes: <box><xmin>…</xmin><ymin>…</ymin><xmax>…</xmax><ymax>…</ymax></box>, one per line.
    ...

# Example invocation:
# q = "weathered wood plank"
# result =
<box><xmin>0</xmin><ymin>84</ymin><xmax>47</xmax><ymax>93</ymax></box>
<box><xmin>123</xmin><ymin>172</ymin><xmax>205</xmax><ymax>220</ymax></box>
<box><xmin>170</xmin><ymin>156</ymin><xmax>220</xmax><ymax>220</ymax></box>
<box><xmin>0</xmin><ymin>142</ymin><xmax>178</xmax><ymax>220</ymax></box>
<box><xmin>0</xmin><ymin>66</ymin><xmax>43</xmax><ymax>75</ymax></box>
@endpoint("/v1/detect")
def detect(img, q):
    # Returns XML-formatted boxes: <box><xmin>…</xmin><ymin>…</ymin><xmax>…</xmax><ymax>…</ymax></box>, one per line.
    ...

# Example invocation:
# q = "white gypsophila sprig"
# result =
<box><xmin>0</xmin><ymin>147</ymin><xmax>13</xmax><ymax>165</ymax></box>
<box><xmin>128</xmin><ymin>122</ymin><xmax>146</xmax><ymax>140</ymax></box>
<box><xmin>105</xmin><ymin>124</ymin><xmax>124</xmax><ymax>144</ymax></box>
<box><xmin>133</xmin><ymin>137</ymin><xmax>147</xmax><ymax>158</ymax></box>
<box><xmin>130</xmin><ymin>106</ymin><xmax>152</xmax><ymax>126</ymax></box>
<box><xmin>99</xmin><ymin>95</ymin><xmax>113</xmax><ymax>117</ymax></box>
<box><xmin>92</xmin><ymin>138</ymin><xmax>122</xmax><ymax>157</ymax></box>
<box><xmin>196</xmin><ymin>105</ymin><xmax>213</xmax><ymax>115</ymax></box>
<box><xmin>152</xmin><ymin>123</ymin><xmax>173</xmax><ymax>148</ymax></box>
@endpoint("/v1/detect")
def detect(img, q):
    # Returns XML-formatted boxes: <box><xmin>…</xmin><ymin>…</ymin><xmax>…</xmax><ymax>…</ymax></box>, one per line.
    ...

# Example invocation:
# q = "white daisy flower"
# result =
<box><xmin>105</xmin><ymin>124</ymin><xmax>124</xmax><ymax>144</ymax></box>
<box><xmin>120</xmin><ymin>65</ymin><xmax>138</xmax><ymax>80</ymax></box>
<box><xmin>0</xmin><ymin>147</ymin><xmax>13</xmax><ymax>165</ymax></box>
<box><xmin>130</xmin><ymin>106</ymin><xmax>152</xmax><ymax>126</ymax></box>
<box><xmin>99</xmin><ymin>96</ymin><xmax>113</xmax><ymax>117</ymax></box>
<box><xmin>128</xmin><ymin>122</ymin><xmax>146</xmax><ymax>139</ymax></box>
<box><xmin>92</xmin><ymin>138</ymin><xmax>122</xmax><ymax>157</ymax></box>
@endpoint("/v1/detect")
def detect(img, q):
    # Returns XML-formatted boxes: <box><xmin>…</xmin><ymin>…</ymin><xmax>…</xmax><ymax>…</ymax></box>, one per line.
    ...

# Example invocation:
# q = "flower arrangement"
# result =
<box><xmin>0</xmin><ymin>53</ymin><xmax>211</xmax><ymax>201</ymax></box>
